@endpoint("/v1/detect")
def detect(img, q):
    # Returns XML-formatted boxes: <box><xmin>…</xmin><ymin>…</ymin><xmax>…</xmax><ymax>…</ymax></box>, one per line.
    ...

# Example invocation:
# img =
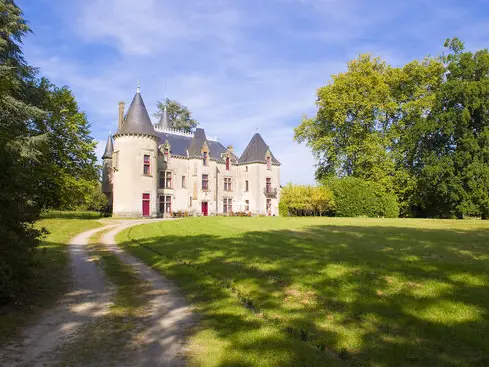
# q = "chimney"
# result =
<box><xmin>118</xmin><ymin>101</ymin><xmax>125</xmax><ymax>129</ymax></box>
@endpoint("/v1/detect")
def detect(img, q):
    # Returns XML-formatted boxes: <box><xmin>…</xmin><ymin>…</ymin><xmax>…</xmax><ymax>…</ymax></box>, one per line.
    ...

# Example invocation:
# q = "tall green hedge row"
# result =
<box><xmin>280</xmin><ymin>177</ymin><xmax>399</xmax><ymax>218</ymax></box>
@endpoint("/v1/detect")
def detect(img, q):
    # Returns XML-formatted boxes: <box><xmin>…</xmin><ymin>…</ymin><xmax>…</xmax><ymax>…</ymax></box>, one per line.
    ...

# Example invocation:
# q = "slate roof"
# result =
<box><xmin>157</xmin><ymin>106</ymin><xmax>171</xmax><ymax>129</ymax></box>
<box><xmin>155</xmin><ymin>128</ymin><xmax>237</xmax><ymax>162</ymax></box>
<box><xmin>102</xmin><ymin>134</ymin><xmax>114</xmax><ymax>159</ymax></box>
<box><xmin>115</xmin><ymin>90</ymin><xmax>157</xmax><ymax>137</ymax></box>
<box><xmin>239</xmin><ymin>133</ymin><xmax>280</xmax><ymax>165</ymax></box>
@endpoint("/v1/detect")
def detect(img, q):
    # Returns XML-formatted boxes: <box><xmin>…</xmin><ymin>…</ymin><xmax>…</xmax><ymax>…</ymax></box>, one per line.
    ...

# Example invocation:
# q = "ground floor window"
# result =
<box><xmin>223</xmin><ymin>198</ymin><xmax>232</xmax><ymax>214</ymax></box>
<box><xmin>266</xmin><ymin>198</ymin><xmax>272</xmax><ymax>215</ymax></box>
<box><xmin>245</xmin><ymin>200</ymin><xmax>249</xmax><ymax>211</ymax></box>
<box><xmin>159</xmin><ymin>195</ymin><xmax>172</xmax><ymax>213</ymax></box>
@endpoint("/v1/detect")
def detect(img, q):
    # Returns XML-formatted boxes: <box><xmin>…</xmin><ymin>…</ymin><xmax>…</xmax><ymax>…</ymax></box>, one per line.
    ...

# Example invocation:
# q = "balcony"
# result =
<box><xmin>263</xmin><ymin>187</ymin><xmax>278</xmax><ymax>198</ymax></box>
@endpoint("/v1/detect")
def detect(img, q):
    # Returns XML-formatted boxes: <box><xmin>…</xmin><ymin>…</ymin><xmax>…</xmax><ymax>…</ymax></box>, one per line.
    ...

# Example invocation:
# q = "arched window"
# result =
<box><xmin>226</xmin><ymin>157</ymin><xmax>230</xmax><ymax>170</ymax></box>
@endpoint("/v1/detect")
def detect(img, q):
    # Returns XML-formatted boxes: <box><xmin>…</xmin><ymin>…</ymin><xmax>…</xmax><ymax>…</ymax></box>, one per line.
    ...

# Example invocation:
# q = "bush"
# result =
<box><xmin>326</xmin><ymin>177</ymin><xmax>399</xmax><ymax>218</ymax></box>
<box><xmin>279</xmin><ymin>183</ymin><xmax>335</xmax><ymax>216</ymax></box>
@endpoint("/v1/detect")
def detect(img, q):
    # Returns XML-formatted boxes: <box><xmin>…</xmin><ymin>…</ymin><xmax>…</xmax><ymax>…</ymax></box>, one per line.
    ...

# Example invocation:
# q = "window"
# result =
<box><xmin>159</xmin><ymin>171</ymin><xmax>172</xmax><ymax>189</ymax></box>
<box><xmin>203</xmin><ymin>151</ymin><xmax>208</xmax><ymax>166</ymax></box>
<box><xmin>224</xmin><ymin>177</ymin><xmax>232</xmax><ymax>191</ymax></box>
<box><xmin>189</xmin><ymin>197</ymin><xmax>193</xmax><ymax>207</ymax></box>
<box><xmin>266</xmin><ymin>156</ymin><xmax>271</xmax><ymax>170</ymax></box>
<box><xmin>266</xmin><ymin>177</ymin><xmax>271</xmax><ymax>193</ymax></box>
<box><xmin>159</xmin><ymin>195</ymin><xmax>172</xmax><ymax>213</ymax></box>
<box><xmin>164</xmin><ymin>148</ymin><xmax>169</xmax><ymax>162</ymax></box>
<box><xmin>143</xmin><ymin>154</ymin><xmax>151</xmax><ymax>175</ymax></box>
<box><xmin>202</xmin><ymin>174</ymin><xmax>209</xmax><ymax>191</ymax></box>
<box><xmin>223</xmin><ymin>198</ymin><xmax>232</xmax><ymax>214</ymax></box>
<box><xmin>165</xmin><ymin>171</ymin><xmax>172</xmax><ymax>188</ymax></box>
<box><xmin>266</xmin><ymin>199</ymin><xmax>272</xmax><ymax>214</ymax></box>
<box><xmin>245</xmin><ymin>200</ymin><xmax>249</xmax><ymax>211</ymax></box>
<box><xmin>245</xmin><ymin>180</ymin><xmax>249</xmax><ymax>192</ymax></box>
<box><xmin>245</xmin><ymin>166</ymin><xmax>248</xmax><ymax>172</ymax></box>
<box><xmin>159</xmin><ymin>171</ymin><xmax>165</xmax><ymax>188</ymax></box>
<box><xmin>226</xmin><ymin>157</ymin><xmax>230</xmax><ymax>170</ymax></box>
<box><xmin>182</xmin><ymin>175</ymin><xmax>186</xmax><ymax>188</ymax></box>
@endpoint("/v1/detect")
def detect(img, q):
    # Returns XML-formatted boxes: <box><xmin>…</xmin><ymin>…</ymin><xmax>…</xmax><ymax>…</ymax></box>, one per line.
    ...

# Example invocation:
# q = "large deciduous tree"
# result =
<box><xmin>154</xmin><ymin>98</ymin><xmax>198</xmax><ymax>131</ymax></box>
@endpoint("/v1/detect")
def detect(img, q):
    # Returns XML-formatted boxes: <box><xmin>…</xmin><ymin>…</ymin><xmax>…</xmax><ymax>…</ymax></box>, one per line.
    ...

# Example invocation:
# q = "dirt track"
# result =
<box><xmin>0</xmin><ymin>220</ymin><xmax>195</xmax><ymax>367</ymax></box>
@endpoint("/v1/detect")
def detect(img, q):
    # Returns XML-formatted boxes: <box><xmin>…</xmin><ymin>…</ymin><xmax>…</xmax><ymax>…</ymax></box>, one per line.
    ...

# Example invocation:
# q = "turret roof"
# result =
<box><xmin>239</xmin><ymin>133</ymin><xmax>280</xmax><ymax>165</ymax></box>
<box><xmin>115</xmin><ymin>88</ymin><xmax>157</xmax><ymax>137</ymax></box>
<box><xmin>102</xmin><ymin>134</ymin><xmax>114</xmax><ymax>159</ymax></box>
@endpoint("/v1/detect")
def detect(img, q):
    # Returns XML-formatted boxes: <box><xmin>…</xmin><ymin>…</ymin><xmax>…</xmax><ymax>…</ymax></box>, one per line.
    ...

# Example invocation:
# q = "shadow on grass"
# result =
<box><xmin>120</xmin><ymin>223</ymin><xmax>489</xmax><ymax>367</ymax></box>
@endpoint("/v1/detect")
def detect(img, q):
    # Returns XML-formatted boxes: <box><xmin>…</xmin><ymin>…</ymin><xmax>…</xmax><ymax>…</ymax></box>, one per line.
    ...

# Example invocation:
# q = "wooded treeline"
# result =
<box><xmin>295</xmin><ymin>38</ymin><xmax>489</xmax><ymax>219</ymax></box>
<box><xmin>0</xmin><ymin>1</ymin><xmax>102</xmax><ymax>304</ymax></box>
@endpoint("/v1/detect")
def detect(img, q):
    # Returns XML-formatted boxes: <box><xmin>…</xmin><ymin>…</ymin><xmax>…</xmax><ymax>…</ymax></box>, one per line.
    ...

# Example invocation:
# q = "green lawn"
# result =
<box><xmin>117</xmin><ymin>217</ymin><xmax>489</xmax><ymax>367</ymax></box>
<box><xmin>0</xmin><ymin>217</ymin><xmax>102</xmax><ymax>344</ymax></box>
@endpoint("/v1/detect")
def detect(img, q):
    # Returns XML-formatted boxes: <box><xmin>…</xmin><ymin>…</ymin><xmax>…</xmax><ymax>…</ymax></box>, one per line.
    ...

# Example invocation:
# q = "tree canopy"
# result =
<box><xmin>154</xmin><ymin>98</ymin><xmax>198</xmax><ymax>131</ymax></box>
<box><xmin>295</xmin><ymin>38</ymin><xmax>489</xmax><ymax>218</ymax></box>
<box><xmin>0</xmin><ymin>0</ymin><xmax>101</xmax><ymax>305</ymax></box>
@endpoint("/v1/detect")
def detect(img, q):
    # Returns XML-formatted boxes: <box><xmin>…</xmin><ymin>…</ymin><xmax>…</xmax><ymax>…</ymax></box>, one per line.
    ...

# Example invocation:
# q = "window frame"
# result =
<box><xmin>143</xmin><ymin>154</ymin><xmax>151</xmax><ymax>175</ymax></box>
<box><xmin>223</xmin><ymin>198</ymin><xmax>232</xmax><ymax>214</ymax></box>
<box><xmin>203</xmin><ymin>151</ymin><xmax>209</xmax><ymax>166</ymax></box>
<box><xmin>182</xmin><ymin>175</ymin><xmax>186</xmax><ymax>188</ymax></box>
<box><xmin>202</xmin><ymin>174</ymin><xmax>209</xmax><ymax>191</ymax></box>
<box><xmin>159</xmin><ymin>195</ymin><xmax>172</xmax><ymax>213</ymax></box>
<box><xmin>266</xmin><ymin>177</ymin><xmax>272</xmax><ymax>193</ymax></box>
<box><xmin>225</xmin><ymin>157</ymin><xmax>230</xmax><ymax>170</ymax></box>
<box><xmin>224</xmin><ymin>177</ymin><xmax>232</xmax><ymax>192</ymax></box>
<box><xmin>245</xmin><ymin>200</ymin><xmax>249</xmax><ymax>211</ymax></box>
<box><xmin>245</xmin><ymin>180</ymin><xmax>249</xmax><ymax>192</ymax></box>
<box><xmin>266</xmin><ymin>156</ymin><xmax>271</xmax><ymax>170</ymax></box>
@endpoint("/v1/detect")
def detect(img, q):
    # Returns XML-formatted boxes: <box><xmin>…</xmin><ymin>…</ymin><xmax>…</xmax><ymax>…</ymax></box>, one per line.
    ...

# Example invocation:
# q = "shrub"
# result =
<box><xmin>279</xmin><ymin>183</ymin><xmax>335</xmax><ymax>216</ymax></box>
<box><xmin>325</xmin><ymin>177</ymin><xmax>399</xmax><ymax>218</ymax></box>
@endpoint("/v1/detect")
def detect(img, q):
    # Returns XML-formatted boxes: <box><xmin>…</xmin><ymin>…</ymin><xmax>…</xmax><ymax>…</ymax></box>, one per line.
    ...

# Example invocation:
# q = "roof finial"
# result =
<box><xmin>137</xmin><ymin>80</ymin><xmax>140</xmax><ymax>94</ymax></box>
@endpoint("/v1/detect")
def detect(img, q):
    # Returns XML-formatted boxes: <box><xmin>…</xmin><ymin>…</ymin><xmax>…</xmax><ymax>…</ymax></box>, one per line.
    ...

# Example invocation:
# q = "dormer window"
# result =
<box><xmin>203</xmin><ymin>151</ymin><xmax>209</xmax><ymax>166</ymax></box>
<box><xmin>226</xmin><ymin>157</ymin><xmax>230</xmax><ymax>170</ymax></box>
<box><xmin>164</xmin><ymin>148</ymin><xmax>169</xmax><ymax>162</ymax></box>
<box><xmin>266</xmin><ymin>156</ymin><xmax>271</xmax><ymax>170</ymax></box>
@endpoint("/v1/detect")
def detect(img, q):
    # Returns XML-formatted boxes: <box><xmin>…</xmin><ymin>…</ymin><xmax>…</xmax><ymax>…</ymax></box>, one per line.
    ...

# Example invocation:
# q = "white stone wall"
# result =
<box><xmin>112</xmin><ymin>135</ymin><xmax>281</xmax><ymax>217</ymax></box>
<box><xmin>112</xmin><ymin>135</ymin><xmax>158</xmax><ymax>217</ymax></box>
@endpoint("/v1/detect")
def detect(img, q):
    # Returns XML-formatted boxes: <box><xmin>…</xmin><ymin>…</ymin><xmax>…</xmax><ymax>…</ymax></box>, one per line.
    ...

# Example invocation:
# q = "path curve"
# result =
<box><xmin>0</xmin><ymin>219</ymin><xmax>195</xmax><ymax>367</ymax></box>
<box><xmin>101</xmin><ymin>222</ymin><xmax>196</xmax><ymax>366</ymax></box>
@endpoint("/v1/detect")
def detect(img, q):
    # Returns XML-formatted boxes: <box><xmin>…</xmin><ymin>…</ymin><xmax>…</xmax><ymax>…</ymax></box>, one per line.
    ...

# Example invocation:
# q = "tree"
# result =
<box><xmin>27</xmin><ymin>78</ymin><xmax>99</xmax><ymax>209</ymax></box>
<box><xmin>415</xmin><ymin>38</ymin><xmax>489</xmax><ymax>218</ymax></box>
<box><xmin>294</xmin><ymin>53</ymin><xmax>444</xmax><ymax>216</ymax></box>
<box><xmin>0</xmin><ymin>0</ymin><xmax>46</xmax><ymax>304</ymax></box>
<box><xmin>154</xmin><ymin>98</ymin><xmax>198</xmax><ymax>131</ymax></box>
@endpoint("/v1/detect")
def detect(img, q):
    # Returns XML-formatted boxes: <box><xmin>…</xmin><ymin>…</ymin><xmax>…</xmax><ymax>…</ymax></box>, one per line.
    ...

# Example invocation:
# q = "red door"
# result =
<box><xmin>142</xmin><ymin>193</ymin><xmax>150</xmax><ymax>216</ymax></box>
<box><xmin>201</xmin><ymin>202</ymin><xmax>208</xmax><ymax>216</ymax></box>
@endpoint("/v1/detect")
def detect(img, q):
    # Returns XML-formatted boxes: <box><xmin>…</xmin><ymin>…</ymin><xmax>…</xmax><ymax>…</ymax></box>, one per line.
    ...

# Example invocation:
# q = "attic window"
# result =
<box><xmin>226</xmin><ymin>157</ymin><xmax>230</xmax><ymax>170</ymax></box>
<box><xmin>203</xmin><ymin>151</ymin><xmax>209</xmax><ymax>166</ymax></box>
<box><xmin>266</xmin><ymin>156</ymin><xmax>271</xmax><ymax>170</ymax></box>
<box><xmin>164</xmin><ymin>148</ymin><xmax>169</xmax><ymax>162</ymax></box>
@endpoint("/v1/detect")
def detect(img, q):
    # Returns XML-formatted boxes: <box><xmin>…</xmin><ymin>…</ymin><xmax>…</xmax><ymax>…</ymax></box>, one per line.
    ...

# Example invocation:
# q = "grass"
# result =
<box><xmin>58</xmin><ymin>230</ymin><xmax>149</xmax><ymax>366</ymax></box>
<box><xmin>117</xmin><ymin>217</ymin><xmax>489</xmax><ymax>367</ymax></box>
<box><xmin>0</xmin><ymin>216</ymin><xmax>102</xmax><ymax>345</ymax></box>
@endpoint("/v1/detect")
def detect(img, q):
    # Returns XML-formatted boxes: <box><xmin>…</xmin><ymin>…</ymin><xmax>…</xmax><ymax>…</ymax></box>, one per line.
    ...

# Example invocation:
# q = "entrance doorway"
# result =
<box><xmin>142</xmin><ymin>193</ymin><xmax>150</xmax><ymax>216</ymax></box>
<box><xmin>201</xmin><ymin>201</ymin><xmax>208</xmax><ymax>216</ymax></box>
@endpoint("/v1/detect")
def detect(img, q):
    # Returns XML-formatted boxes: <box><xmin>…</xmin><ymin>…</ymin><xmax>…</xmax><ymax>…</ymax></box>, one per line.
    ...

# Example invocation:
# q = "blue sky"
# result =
<box><xmin>17</xmin><ymin>0</ymin><xmax>489</xmax><ymax>184</ymax></box>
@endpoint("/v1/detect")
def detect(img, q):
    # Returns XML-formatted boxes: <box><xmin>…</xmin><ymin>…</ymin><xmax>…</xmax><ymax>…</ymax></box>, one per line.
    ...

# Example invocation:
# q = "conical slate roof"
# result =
<box><xmin>116</xmin><ymin>89</ymin><xmax>157</xmax><ymax>137</ymax></box>
<box><xmin>239</xmin><ymin>133</ymin><xmax>280</xmax><ymax>165</ymax></box>
<box><xmin>188</xmin><ymin>128</ymin><xmax>208</xmax><ymax>156</ymax></box>
<box><xmin>102</xmin><ymin>134</ymin><xmax>114</xmax><ymax>159</ymax></box>
<box><xmin>157</xmin><ymin>105</ymin><xmax>171</xmax><ymax>129</ymax></box>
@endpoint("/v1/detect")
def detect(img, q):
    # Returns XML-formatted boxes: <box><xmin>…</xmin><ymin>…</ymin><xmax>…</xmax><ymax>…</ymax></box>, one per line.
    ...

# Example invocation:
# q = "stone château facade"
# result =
<box><xmin>102</xmin><ymin>87</ymin><xmax>281</xmax><ymax>217</ymax></box>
